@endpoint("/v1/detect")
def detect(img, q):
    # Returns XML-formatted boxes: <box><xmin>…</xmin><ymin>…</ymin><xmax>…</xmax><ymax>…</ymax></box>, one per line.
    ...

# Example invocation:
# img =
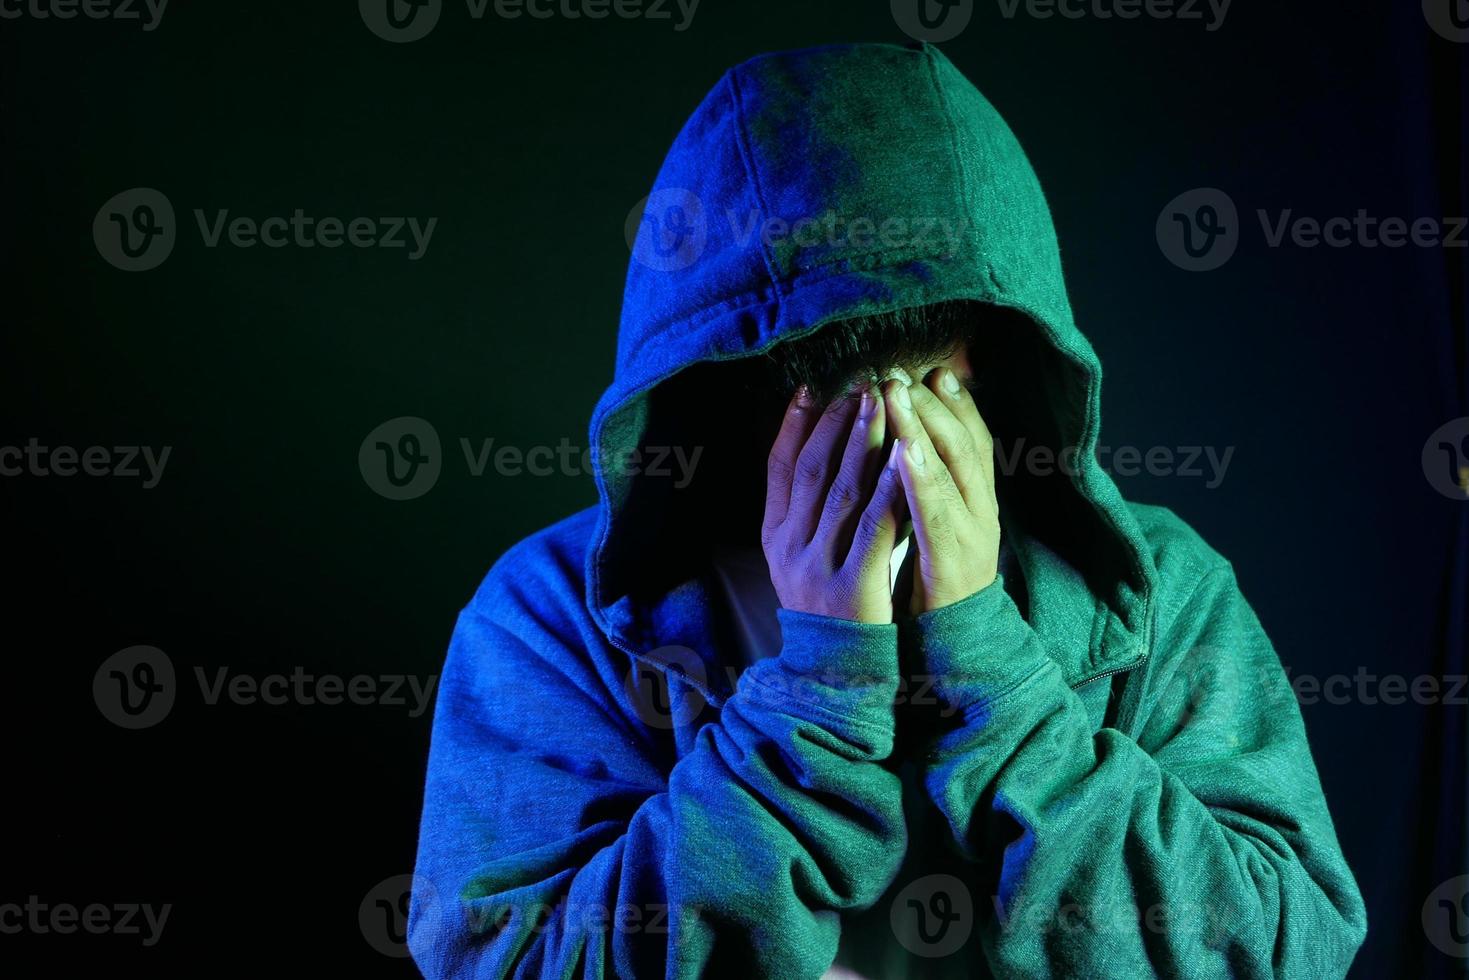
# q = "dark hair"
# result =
<box><xmin>760</xmin><ymin>301</ymin><xmax>974</xmax><ymax>408</ymax></box>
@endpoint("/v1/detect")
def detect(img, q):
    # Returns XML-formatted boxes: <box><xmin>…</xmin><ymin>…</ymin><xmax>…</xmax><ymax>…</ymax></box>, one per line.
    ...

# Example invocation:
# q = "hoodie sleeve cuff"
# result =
<box><xmin>737</xmin><ymin>608</ymin><xmax>899</xmax><ymax>733</ymax></box>
<box><xmin>899</xmin><ymin>575</ymin><xmax>1050</xmax><ymax>711</ymax></box>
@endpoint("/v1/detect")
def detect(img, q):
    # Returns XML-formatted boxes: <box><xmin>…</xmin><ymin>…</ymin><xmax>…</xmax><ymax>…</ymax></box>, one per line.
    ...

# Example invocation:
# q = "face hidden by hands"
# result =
<box><xmin>760</xmin><ymin>347</ymin><xmax>1001</xmax><ymax>622</ymax></box>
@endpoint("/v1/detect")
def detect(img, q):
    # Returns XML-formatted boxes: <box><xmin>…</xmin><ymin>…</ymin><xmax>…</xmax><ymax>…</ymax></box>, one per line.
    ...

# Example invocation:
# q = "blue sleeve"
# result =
<box><xmin>409</xmin><ymin>583</ymin><xmax>909</xmax><ymax>979</ymax></box>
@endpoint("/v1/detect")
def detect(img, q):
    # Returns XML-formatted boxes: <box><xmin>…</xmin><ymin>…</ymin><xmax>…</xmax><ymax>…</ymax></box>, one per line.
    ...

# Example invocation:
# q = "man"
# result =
<box><xmin>409</xmin><ymin>42</ymin><xmax>1367</xmax><ymax>978</ymax></box>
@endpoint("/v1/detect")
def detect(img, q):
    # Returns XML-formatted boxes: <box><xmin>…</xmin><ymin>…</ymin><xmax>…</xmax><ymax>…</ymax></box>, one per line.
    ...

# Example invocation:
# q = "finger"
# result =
<box><xmin>882</xmin><ymin>378</ymin><xmax>966</xmax><ymax>513</ymax></box>
<box><xmin>843</xmin><ymin>437</ymin><xmax>909</xmax><ymax>579</ymax></box>
<box><xmin>923</xmin><ymin>367</ymin><xmax>995</xmax><ymax>506</ymax></box>
<box><xmin>814</xmin><ymin>388</ymin><xmax>886</xmax><ymax>558</ymax></box>
<box><xmin>763</xmin><ymin>386</ymin><xmax>821</xmax><ymax>537</ymax></box>
<box><xmin>894</xmin><ymin>435</ymin><xmax>962</xmax><ymax>583</ymax></box>
<box><xmin>909</xmin><ymin>371</ymin><xmax>988</xmax><ymax>513</ymax></box>
<box><xmin>785</xmin><ymin>394</ymin><xmax>861</xmax><ymax>544</ymax></box>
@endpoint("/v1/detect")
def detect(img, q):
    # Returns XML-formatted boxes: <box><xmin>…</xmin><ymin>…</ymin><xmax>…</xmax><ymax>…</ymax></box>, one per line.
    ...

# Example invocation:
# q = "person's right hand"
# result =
<box><xmin>761</xmin><ymin>385</ymin><xmax>909</xmax><ymax>624</ymax></box>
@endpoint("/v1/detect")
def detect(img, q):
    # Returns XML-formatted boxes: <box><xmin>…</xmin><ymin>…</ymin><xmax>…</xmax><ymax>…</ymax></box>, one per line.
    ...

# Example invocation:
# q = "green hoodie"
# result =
<box><xmin>410</xmin><ymin>41</ymin><xmax>1367</xmax><ymax>979</ymax></box>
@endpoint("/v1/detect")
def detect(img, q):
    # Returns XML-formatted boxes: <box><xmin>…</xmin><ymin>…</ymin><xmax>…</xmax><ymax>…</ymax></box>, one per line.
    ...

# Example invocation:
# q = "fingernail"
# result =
<box><xmin>908</xmin><ymin>440</ymin><xmax>925</xmax><ymax>468</ymax></box>
<box><xmin>895</xmin><ymin>384</ymin><xmax>912</xmax><ymax>414</ymax></box>
<box><xmin>942</xmin><ymin>370</ymin><xmax>962</xmax><ymax>396</ymax></box>
<box><xmin>794</xmin><ymin>384</ymin><xmax>814</xmax><ymax>410</ymax></box>
<box><xmin>859</xmin><ymin>389</ymin><xmax>876</xmax><ymax>418</ymax></box>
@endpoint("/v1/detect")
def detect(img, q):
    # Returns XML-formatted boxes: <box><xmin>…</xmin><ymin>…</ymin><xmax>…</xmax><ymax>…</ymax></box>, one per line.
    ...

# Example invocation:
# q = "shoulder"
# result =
<box><xmin>1127</xmin><ymin>502</ymin><xmax>1231</xmax><ymax>578</ymax></box>
<box><xmin>462</xmin><ymin>505</ymin><xmax>601</xmax><ymax>632</ymax></box>
<box><xmin>1125</xmin><ymin>502</ymin><xmax>1239</xmax><ymax>629</ymax></box>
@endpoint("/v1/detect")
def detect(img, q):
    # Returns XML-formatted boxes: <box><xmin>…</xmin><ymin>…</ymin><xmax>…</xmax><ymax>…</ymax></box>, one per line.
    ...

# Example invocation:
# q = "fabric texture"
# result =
<box><xmin>409</xmin><ymin>41</ymin><xmax>1367</xmax><ymax>978</ymax></box>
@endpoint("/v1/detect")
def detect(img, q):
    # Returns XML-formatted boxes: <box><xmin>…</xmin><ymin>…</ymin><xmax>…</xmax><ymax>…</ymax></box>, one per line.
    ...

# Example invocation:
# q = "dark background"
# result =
<box><xmin>2</xmin><ymin>0</ymin><xmax>1465</xmax><ymax>975</ymax></box>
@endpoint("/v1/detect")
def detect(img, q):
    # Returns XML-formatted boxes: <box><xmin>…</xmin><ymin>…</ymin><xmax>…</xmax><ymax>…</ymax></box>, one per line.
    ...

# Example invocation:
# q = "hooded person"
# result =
<box><xmin>408</xmin><ymin>41</ymin><xmax>1367</xmax><ymax>979</ymax></box>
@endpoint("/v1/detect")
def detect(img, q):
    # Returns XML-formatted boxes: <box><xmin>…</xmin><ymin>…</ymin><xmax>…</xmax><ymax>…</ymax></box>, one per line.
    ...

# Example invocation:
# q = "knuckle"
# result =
<box><xmin>826</xmin><ymin>475</ymin><xmax>864</xmax><ymax>510</ymax></box>
<box><xmin>934</xmin><ymin>461</ymin><xmax>964</xmax><ymax>495</ymax></box>
<box><xmin>794</xmin><ymin>452</ymin><xmax>828</xmax><ymax>487</ymax></box>
<box><xmin>774</xmin><ymin>541</ymin><xmax>803</xmax><ymax>572</ymax></box>
<box><xmin>922</xmin><ymin>508</ymin><xmax>953</xmax><ymax>542</ymax></box>
<box><xmin>855</xmin><ymin>510</ymin><xmax>890</xmax><ymax>548</ymax></box>
<box><xmin>949</xmin><ymin>431</ymin><xmax>978</xmax><ymax>464</ymax></box>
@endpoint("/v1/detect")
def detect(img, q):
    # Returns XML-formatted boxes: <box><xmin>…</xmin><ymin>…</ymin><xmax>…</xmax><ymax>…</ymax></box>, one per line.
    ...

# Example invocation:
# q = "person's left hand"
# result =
<box><xmin>880</xmin><ymin>368</ymin><xmax>1001</xmax><ymax>615</ymax></box>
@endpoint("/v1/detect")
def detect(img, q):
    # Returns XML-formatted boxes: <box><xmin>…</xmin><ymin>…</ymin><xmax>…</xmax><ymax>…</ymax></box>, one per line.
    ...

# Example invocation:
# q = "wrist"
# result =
<box><xmin>898</xmin><ymin>574</ymin><xmax>1048</xmax><ymax>711</ymax></box>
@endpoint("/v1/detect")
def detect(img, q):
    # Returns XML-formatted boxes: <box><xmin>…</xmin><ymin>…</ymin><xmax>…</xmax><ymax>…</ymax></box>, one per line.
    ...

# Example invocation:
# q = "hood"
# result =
<box><xmin>587</xmin><ymin>41</ymin><xmax>1157</xmax><ymax>695</ymax></box>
